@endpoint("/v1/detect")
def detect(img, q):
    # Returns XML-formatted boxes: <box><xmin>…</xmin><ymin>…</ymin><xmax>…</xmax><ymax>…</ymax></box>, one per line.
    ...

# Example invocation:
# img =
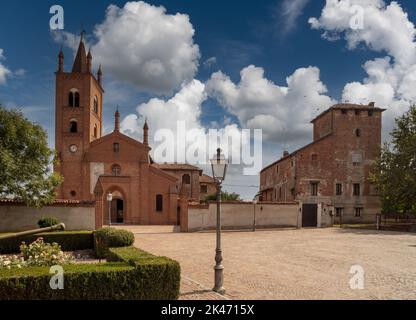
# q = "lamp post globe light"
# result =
<box><xmin>210</xmin><ymin>148</ymin><xmax>228</xmax><ymax>294</ymax></box>
<box><xmin>106</xmin><ymin>193</ymin><xmax>113</xmax><ymax>227</ymax></box>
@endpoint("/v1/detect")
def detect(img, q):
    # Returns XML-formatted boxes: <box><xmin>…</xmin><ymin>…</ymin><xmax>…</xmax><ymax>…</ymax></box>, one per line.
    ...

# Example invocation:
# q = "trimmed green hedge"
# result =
<box><xmin>0</xmin><ymin>228</ymin><xmax>181</xmax><ymax>300</ymax></box>
<box><xmin>94</xmin><ymin>228</ymin><xmax>135</xmax><ymax>258</ymax></box>
<box><xmin>0</xmin><ymin>231</ymin><xmax>94</xmax><ymax>254</ymax></box>
<box><xmin>0</xmin><ymin>259</ymin><xmax>180</xmax><ymax>300</ymax></box>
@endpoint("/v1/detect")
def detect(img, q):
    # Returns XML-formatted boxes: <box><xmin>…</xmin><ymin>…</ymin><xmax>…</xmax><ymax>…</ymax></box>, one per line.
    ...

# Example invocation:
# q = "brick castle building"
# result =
<box><xmin>54</xmin><ymin>36</ymin><xmax>215</xmax><ymax>228</ymax></box>
<box><xmin>259</xmin><ymin>103</ymin><xmax>385</xmax><ymax>224</ymax></box>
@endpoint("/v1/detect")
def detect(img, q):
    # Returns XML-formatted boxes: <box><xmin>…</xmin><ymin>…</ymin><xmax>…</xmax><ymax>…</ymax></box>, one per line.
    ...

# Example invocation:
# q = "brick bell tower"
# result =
<box><xmin>54</xmin><ymin>32</ymin><xmax>104</xmax><ymax>200</ymax></box>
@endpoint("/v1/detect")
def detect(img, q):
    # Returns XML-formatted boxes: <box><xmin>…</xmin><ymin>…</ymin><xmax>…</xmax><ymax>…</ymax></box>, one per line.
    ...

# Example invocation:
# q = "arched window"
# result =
<box><xmin>182</xmin><ymin>174</ymin><xmax>191</xmax><ymax>184</ymax></box>
<box><xmin>93</xmin><ymin>124</ymin><xmax>98</xmax><ymax>138</ymax></box>
<box><xmin>111</xmin><ymin>164</ymin><xmax>121</xmax><ymax>176</ymax></box>
<box><xmin>113</xmin><ymin>142</ymin><xmax>120</xmax><ymax>153</ymax></box>
<box><xmin>69</xmin><ymin>89</ymin><xmax>80</xmax><ymax>107</ymax></box>
<box><xmin>156</xmin><ymin>194</ymin><xmax>163</xmax><ymax>212</ymax></box>
<box><xmin>93</xmin><ymin>96</ymin><xmax>98</xmax><ymax>113</ymax></box>
<box><xmin>69</xmin><ymin>120</ymin><xmax>78</xmax><ymax>133</ymax></box>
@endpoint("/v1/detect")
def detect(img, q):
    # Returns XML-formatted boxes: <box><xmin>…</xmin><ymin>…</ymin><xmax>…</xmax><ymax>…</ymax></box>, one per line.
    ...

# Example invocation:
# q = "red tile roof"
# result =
<box><xmin>153</xmin><ymin>163</ymin><xmax>202</xmax><ymax>171</ymax></box>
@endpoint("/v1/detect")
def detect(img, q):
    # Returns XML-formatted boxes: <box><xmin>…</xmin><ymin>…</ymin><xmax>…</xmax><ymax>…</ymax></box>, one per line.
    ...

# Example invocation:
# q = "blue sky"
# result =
<box><xmin>1</xmin><ymin>0</ymin><xmax>416</xmax><ymax>199</ymax></box>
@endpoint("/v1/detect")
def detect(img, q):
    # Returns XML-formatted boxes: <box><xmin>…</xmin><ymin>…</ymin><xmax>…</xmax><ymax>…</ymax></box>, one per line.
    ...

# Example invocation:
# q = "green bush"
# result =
<box><xmin>38</xmin><ymin>217</ymin><xmax>59</xmax><ymax>228</ymax></box>
<box><xmin>0</xmin><ymin>258</ymin><xmax>181</xmax><ymax>299</ymax></box>
<box><xmin>0</xmin><ymin>231</ymin><xmax>93</xmax><ymax>254</ymax></box>
<box><xmin>94</xmin><ymin>228</ymin><xmax>134</xmax><ymax>259</ymax></box>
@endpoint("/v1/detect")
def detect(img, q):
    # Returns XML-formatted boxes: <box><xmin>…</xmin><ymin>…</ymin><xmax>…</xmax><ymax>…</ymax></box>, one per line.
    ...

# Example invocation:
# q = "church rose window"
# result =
<box><xmin>112</xmin><ymin>164</ymin><xmax>121</xmax><ymax>176</ymax></box>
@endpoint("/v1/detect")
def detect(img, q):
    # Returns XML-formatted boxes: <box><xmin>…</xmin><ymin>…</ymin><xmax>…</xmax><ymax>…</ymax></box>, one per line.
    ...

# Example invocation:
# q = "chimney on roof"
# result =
<box><xmin>368</xmin><ymin>102</ymin><xmax>375</xmax><ymax>107</ymax></box>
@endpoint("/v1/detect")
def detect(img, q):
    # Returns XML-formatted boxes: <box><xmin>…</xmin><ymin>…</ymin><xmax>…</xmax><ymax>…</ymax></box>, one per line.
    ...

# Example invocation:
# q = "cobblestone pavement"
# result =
<box><xmin>121</xmin><ymin>226</ymin><xmax>416</xmax><ymax>300</ymax></box>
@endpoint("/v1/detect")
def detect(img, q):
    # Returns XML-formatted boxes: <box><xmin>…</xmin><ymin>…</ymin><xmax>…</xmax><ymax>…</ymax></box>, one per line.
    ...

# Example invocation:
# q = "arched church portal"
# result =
<box><xmin>109</xmin><ymin>190</ymin><xmax>124</xmax><ymax>224</ymax></box>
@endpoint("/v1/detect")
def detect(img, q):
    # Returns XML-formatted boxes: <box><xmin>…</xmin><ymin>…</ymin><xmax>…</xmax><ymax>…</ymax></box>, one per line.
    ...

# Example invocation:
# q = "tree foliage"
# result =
<box><xmin>0</xmin><ymin>106</ymin><xmax>62</xmax><ymax>207</ymax></box>
<box><xmin>370</xmin><ymin>105</ymin><xmax>416</xmax><ymax>214</ymax></box>
<box><xmin>205</xmin><ymin>190</ymin><xmax>242</xmax><ymax>201</ymax></box>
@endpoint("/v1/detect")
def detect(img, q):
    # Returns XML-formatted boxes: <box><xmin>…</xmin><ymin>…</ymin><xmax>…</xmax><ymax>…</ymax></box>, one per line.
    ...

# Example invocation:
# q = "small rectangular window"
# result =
<box><xmin>354</xmin><ymin>207</ymin><xmax>362</xmax><ymax>217</ymax></box>
<box><xmin>156</xmin><ymin>194</ymin><xmax>163</xmax><ymax>212</ymax></box>
<box><xmin>311</xmin><ymin>182</ymin><xmax>319</xmax><ymax>196</ymax></box>
<box><xmin>113</xmin><ymin>142</ymin><xmax>120</xmax><ymax>153</ymax></box>
<box><xmin>276</xmin><ymin>165</ymin><xmax>279</xmax><ymax>173</ymax></box>
<box><xmin>336</xmin><ymin>183</ymin><xmax>342</xmax><ymax>196</ymax></box>
<box><xmin>368</xmin><ymin>110</ymin><xmax>374</xmax><ymax>117</ymax></box>
<box><xmin>353</xmin><ymin>183</ymin><xmax>361</xmax><ymax>196</ymax></box>
<box><xmin>200</xmin><ymin>185</ymin><xmax>208</xmax><ymax>193</ymax></box>
<box><xmin>335</xmin><ymin>207</ymin><xmax>343</xmax><ymax>217</ymax></box>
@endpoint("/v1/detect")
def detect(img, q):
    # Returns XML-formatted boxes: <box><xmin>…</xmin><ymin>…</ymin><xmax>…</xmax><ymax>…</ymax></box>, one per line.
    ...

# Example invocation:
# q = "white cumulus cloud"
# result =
<box><xmin>0</xmin><ymin>49</ymin><xmax>11</xmax><ymax>85</ymax></box>
<box><xmin>309</xmin><ymin>0</ymin><xmax>416</xmax><ymax>136</ymax></box>
<box><xmin>54</xmin><ymin>1</ymin><xmax>200</xmax><ymax>95</ymax></box>
<box><xmin>92</xmin><ymin>1</ymin><xmax>199</xmax><ymax>94</ymax></box>
<box><xmin>206</xmin><ymin>65</ymin><xmax>335</xmax><ymax>144</ymax></box>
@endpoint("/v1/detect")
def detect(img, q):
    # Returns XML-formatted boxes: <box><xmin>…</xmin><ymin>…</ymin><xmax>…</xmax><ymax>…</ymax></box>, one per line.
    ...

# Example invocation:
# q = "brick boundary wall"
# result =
<box><xmin>0</xmin><ymin>199</ymin><xmax>95</xmax><ymax>232</ymax></box>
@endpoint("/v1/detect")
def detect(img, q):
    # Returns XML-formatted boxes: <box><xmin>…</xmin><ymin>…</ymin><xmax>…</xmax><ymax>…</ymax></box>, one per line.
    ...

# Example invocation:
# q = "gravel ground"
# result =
<box><xmin>122</xmin><ymin>226</ymin><xmax>416</xmax><ymax>300</ymax></box>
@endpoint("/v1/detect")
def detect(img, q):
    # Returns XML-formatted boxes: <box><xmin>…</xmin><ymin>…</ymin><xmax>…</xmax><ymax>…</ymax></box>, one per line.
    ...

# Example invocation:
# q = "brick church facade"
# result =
<box><xmin>259</xmin><ymin>103</ymin><xmax>385</xmax><ymax>223</ymax></box>
<box><xmin>54</xmin><ymin>36</ymin><xmax>214</xmax><ymax>228</ymax></box>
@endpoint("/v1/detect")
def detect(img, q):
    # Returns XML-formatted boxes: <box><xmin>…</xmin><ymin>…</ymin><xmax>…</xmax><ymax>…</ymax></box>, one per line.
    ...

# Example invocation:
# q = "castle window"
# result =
<box><xmin>311</xmin><ymin>182</ymin><xmax>319</xmax><ymax>196</ymax></box>
<box><xmin>93</xmin><ymin>96</ymin><xmax>98</xmax><ymax>113</ymax></box>
<box><xmin>355</xmin><ymin>110</ymin><xmax>361</xmax><ymax>116</ymax></box>
<box><xmin>201</xmin><ymin>185</ymin><xmax>207</xmax><ymax>193</ymax></box>
<box><xmin>113</xmin><ymin>142</ymin><xmax>120</xmax><ymax>153</ymax></box>
<box><xmin>354</xmin><ymin>207</ymin><xmax>362</xmax><ymax>217</ymax></box>
<box><xmin>70</xmin><ymin>191</ymin><xmax>76</xmax><ymax>197</ymax></box>
<box><xmin>355</xmin><ymin>128</ymin><xmax>361</xmax><ymax>137</ymax></box>
<box><xmin>156</xmin><ymin>194</ymin><xmax>163</xmax><ymax>212</ymax></box>
<box><xmin>69</xmin><ymin>89</ymin><xmax>80</xmax><ymax>107</ymax></box>
<box><xmin>93</xmin><ymin>124</ymin><xmax>98</xmax><ymax>138</ymax></box>
<box><xmin>182</xmin><ymin>174</ymin><xmax>191</xmax><ymax>184</ymax></box>
<box><xmin>69</xmin><ymin>120</ymin><xmax>78</xmax><ymax>133</ymax></box>
<box><xmin>341</xmin><ymin>109</ymin><xmax>347</xmax><ymax>114</ymax></box>
<box><xmin>112</xmin><ymin>164</ymin><xmax>121</xmax><ymax>176</ymax></box>
<box><xmin>353</xmin><ymin>183</ymin><xmax>361</xmax><ymax>196</ymax></box>
<box><xmin>276</xmin><ymin>165</ymin><xmax>279</xmax><ymax>173</ymax></box>
<box><xmin>336</xmin><ymin>183</ymin><xmax>342</xmax><ymax>196</ymax></box>
<box><xmin>335</xmin><ymin>207</ymin><xmax>343</xmax><ymax>217</ymax></box>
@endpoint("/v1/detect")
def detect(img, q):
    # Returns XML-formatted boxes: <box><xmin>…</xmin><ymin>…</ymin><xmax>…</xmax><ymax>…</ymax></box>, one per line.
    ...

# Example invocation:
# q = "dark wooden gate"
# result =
<box><xmin>302</xmin><ymin>204</ymin><xmax>318</xmax><ymax>227</ymax></box>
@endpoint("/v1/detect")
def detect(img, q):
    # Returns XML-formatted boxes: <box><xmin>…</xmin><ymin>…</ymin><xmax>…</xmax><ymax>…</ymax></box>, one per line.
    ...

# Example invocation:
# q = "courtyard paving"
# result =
<box><xmin>121</xmin><ymin>226</ymin><xmax>416</xmax><ymax>300</ymax></box>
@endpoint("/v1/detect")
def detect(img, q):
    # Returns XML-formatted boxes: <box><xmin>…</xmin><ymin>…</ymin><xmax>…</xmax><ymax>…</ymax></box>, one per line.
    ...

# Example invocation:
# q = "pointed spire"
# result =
<box><xmin>143</xmin><ymin>118</ymin><xmax>149</xmax><ymax>145</ymax></box>
<box><xmin>72</xmin><ymin>29</ymin><xmax>88</xmax><ymax>73</ymax></box>
<box><xmin>58</xmin><ymin>46</ymin><xmax>64</xmax><ymax>73</ymax></box>
<box><xmin>114</xmin><ymin>106</ymin><xmax>120</xmax><ymax>132</ymax></box>
<box><xmin>97</xmin><ymin>64</ymin><xmax>103</xmax><ymax>85</ymax></box>
<box><xmin>87</xmin><ymin>48</ymin><xmax>92</xmax><ymax>73</ymax></box>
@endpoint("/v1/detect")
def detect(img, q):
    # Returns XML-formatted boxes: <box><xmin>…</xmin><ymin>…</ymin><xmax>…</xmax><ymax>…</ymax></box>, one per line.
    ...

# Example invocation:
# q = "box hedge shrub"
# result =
<box><xmin>0</xmin><ymin>258</ymin><xmax>180</xmax><ymax>300</ymax></box>
<box><xmin>94</xmin><ymin>228</ymin><xmax>135</xmax><ymax>258</ymax></box>
<box><xmin>37</xmin><ymin>217</ymin><xmax>59</xmax><ymax>228</ymax></box>
<box><xmin>0</xmin><ymin>231</ymin><xmax>94</xmax><ymax>254</ymax></box>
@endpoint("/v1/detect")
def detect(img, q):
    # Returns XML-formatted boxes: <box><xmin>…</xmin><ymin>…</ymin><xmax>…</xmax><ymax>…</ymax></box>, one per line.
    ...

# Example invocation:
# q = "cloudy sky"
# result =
<box><xmin>1</xmin><ymin>0</ymin><xmax>416</xmax><ymax>199</ymax></box>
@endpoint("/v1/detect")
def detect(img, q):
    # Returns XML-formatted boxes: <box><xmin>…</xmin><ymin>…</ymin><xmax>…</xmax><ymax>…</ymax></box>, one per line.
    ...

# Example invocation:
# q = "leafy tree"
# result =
<box><xmin>370</xmin><ymin>105</ymin><xmax>416</xmax><ymax>214</ymax></box>
<box><xmin>0</xmin><ymin>106</ymin><xmax>63</xmax><ymax>207</ymax></box>
<box><xmin>205</xmin><ymin>190</ymin><xmax>242</xmax><ymax>201</ymax></box>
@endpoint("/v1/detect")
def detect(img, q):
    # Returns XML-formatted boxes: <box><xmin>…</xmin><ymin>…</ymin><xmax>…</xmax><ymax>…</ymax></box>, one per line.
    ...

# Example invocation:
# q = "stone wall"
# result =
<box><xmin>0</xmin><ymin>202</ymin><xmax>95</xmax><ymax>232</ymax></box>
